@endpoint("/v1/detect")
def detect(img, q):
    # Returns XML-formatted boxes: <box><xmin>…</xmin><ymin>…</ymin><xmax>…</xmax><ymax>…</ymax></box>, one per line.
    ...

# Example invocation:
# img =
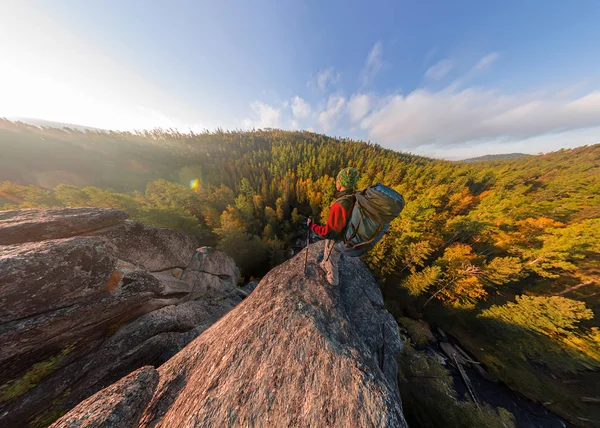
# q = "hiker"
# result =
<box><xmin>307</xmin><ymin>167</ymin><xmax>360</xmax><ymax>286</ymax></box>
<box><xmin>307</xmin><ymin>167</ymin><xmax>405</xmax><ymax>286</ymax></box>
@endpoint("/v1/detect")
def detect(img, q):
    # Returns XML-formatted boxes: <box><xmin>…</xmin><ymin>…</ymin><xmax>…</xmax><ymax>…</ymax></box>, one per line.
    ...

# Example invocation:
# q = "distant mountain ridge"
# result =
<box><xmin>8</xmin><ymin>117</ymin><xmax>102</xmax><ymax>132</ymax></box>
<box><xmin>0</xmin><ymin>118</ymin><xmax>569</xmax><ymax>164</ymax></box>
<box><xmin>461</xmin><ymin>153</ymin><xmax>532</xmax><ymax>163</ymax></box>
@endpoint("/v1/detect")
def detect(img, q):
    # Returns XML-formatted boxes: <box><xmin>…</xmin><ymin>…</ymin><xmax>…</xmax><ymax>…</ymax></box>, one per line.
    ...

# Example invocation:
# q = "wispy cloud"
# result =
<box><xmin>424</xmin><ymin>47</ymin><xmax>438</xmax><ymax>64</ymax></box>
<box><xmin>474</xmin><ymin>52</ymin><xmax>500</xmax><ymax>71</ymax></box>
<box><xmin>425</xmin><ymin>59</ymin><xmax>454</xmax><ymax>80</ymax></box>
<box><xmin>309</xmin><ymin>67</ymin><xmax>340</xmax><ymax>91</ymax></box>
<box><xmin>360</xmin><ymin>41</ymin><xmax>383</xmax><ymax>86</ymax></box>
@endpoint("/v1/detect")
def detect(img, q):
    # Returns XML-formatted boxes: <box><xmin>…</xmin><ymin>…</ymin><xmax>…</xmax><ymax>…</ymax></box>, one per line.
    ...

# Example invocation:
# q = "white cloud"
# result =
<box><xmin>361</xmin><ymin>41</ymin><xmax>383</xmax><ymax>86</ymax></box>
<box><xmin>242</xmin><ymin>83</ymin><xmax>600</xmax><ymax>156</ymax></box>
<box><xmin>474</xmin><ymin>52</ymin><xmax>500</xmax><ymax>71</ymax></box>
<box><xmin>361</xmin><ymin>87</ymin><xmax>600</xmax><ymax>148</ymax></box>
<box><xmin>309</xmin><ymin>67</ymin><xmax>340</xmax><ymax>91</ymax></box>
<box><xmin>243</xmin><ymin>101</ymin><xmax>281</xmax><ymax>129</ymax></box>
<box><xmin>291</xmin><ymin>96</ymin><xmax>311</xmax><ymax>119</ymax></box>
<box><xmin>425</xmin><ymin>59</ymin><xmax>454</xmax><ymax>80</ymax></box>
<box><xmin>319</xmin><ymin>95</ymin><xmax>346</xmax><ymax>131</ymax></box>
<box><xmin>348</xmin><ymin>94</ymin><xmax>371</xmax><ymax>123</ymax></box>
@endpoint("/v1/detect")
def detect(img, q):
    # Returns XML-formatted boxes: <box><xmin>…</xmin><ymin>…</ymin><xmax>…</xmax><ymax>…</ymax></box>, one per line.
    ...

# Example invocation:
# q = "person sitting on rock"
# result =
<box><xmin>307</xmin><ymin>167</ymin><xmax>359</xmax><ymax>286</ymax></box>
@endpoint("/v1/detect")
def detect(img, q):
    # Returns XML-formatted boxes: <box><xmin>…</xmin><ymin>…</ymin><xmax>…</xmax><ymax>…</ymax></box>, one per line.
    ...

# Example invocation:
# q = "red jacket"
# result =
<box><xmin>310</xmin><ymin>192</ymin><xmax>354</xmax><ymax>239</ymax></box>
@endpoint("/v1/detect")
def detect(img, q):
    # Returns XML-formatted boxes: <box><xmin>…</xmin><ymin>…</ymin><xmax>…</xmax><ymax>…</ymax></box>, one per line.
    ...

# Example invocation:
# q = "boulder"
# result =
<box><xmin>0</xmin><ymin>297</ymin><xmax>241</xmax><ymax>428</ymax></box>
<box><xmin>183</xmin><ymin>271</ymin><xmax>232</xmax><ymax>299</ymax></box>
<box><xmin>98</xmin><ymin>220</ymin><xmax>200</xmax><ymax>272</ymax></box>
<box><xmin>91</xmin><ymin>297</ymin><xmax>241</xmax><ymax>377</ymax></box>
<box><xmin>244</xmin><ymin>280</ymin><xmax>259</xmax><ymax>293</ymax></box>
<box><xmin>188</xmin><ymin>246</ymin><xmax>240</xmax><ymax>284</ymax></box>
<box><xmin>0</xmin><ymin>237</ymin><xmax>173</xmax><ymax>381</ymax></box>
<box><xmin>0</xmin><ymin>208</ymin><xmax>127</xmax><ymax>245</ymax></box>
<box><xmin>0</xmin><ymin>237</ymin><xmax>119</xmax><ymax>325</ymax></box>
<box><xmin>63</xmin><ymin>240</ymin><xmax>407</xmax><ymax>427</ymax></box>
<box><xmin>181</xmin><ymin>247</ymin><xmax>241</xmax><ymax>299</ymax></box>
<box><xmin>150</xmin><ymin>272</ymin><xmax>192</xmax><ymax>299</ymax></box>
<box><xmin>0</xmin><ymin>208</ymin><xmax>242</xmax><ymax>428</ymax></box>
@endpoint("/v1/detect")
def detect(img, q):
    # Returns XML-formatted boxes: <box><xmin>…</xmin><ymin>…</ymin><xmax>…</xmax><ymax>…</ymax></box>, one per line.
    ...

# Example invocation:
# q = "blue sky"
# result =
<box><xmin>1</xmin><ymin>0</ymin><xmax>599</xmax><ymax>159</ymax></box>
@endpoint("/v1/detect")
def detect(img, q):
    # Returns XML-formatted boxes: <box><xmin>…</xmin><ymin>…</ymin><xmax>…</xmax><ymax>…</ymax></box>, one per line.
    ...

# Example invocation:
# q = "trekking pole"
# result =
<box><xmin>304</xmin><ymin>217</ymin><xmax>311</xmax><ymax>276</ymax></box>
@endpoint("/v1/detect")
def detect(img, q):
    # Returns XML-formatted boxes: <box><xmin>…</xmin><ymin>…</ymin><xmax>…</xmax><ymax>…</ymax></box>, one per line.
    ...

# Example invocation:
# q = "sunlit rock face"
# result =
<box><xmin>53</xmin><ymin>240</ymin><xmax>408</xmax><ymax>428</ymax></box>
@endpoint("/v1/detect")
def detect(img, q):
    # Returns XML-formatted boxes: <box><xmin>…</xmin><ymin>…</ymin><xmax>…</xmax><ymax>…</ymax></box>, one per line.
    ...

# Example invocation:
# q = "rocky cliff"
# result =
<box><xmin>1</xmin><ymin>208</ymin><xmax>408</xmax><ymax>427</ymax></box>
<box><xmin>0</xmin><ymin>208</ymin><xmax>244</xmax><ymax>427</ymax></box>
<box><xmin>51</xmin><ymin>240</ymin><xmax>408</xmax><ymax>427</ymax></box>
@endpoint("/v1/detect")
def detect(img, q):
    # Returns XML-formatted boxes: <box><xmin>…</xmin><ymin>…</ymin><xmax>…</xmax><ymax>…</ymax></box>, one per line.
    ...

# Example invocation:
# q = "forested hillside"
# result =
<box><xmin>462</xmin><ymin>153</ymin><xmax>532</xmax><ymax>163</ymax></box>
<box><xmin>1</xmin><ymin>119</ymin><xmax>599</xmax><ymax>425</ymax></box>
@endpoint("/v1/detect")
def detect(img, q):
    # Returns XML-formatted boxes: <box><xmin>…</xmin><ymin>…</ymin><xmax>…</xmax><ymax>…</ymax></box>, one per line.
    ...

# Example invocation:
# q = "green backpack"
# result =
<box><xmin>341</xmin><ymin>183</ymin><xmax>405</xmax><ymax>256</ymax></box>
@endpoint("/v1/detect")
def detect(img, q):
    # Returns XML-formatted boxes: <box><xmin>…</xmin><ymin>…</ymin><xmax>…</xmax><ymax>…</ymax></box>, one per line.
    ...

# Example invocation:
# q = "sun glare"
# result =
<box><xmin>0</xmin><ymin>2</ymin><xmax>205</xmax><ymax>132</ymax></box>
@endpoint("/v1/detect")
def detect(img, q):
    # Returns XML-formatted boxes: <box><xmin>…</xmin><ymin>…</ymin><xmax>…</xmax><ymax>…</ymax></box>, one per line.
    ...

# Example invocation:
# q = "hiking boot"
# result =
<box><xmin>319</xmin><ymin>260</ymin><xmax>338</xmax><ymax>286</ymax></box>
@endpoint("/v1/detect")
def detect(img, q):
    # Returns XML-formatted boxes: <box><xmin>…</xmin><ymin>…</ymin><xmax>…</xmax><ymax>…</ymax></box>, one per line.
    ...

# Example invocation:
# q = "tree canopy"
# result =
<box><xmin>1</xmin><ymin>120</ymin><xmax>598</xmax><ymax>423</ymax></box>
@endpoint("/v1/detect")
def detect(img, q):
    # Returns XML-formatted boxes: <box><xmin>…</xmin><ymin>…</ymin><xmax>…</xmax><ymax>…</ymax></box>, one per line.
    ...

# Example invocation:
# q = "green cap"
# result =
<box><xmin>336</xmin><ymin>167</ymin><xmax>359</xmax><ymax>190</ymax></box>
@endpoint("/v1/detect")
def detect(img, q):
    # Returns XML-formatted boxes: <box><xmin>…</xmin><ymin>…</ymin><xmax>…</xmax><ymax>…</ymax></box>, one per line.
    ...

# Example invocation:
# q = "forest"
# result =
<box><xmin>1</xmin><ymin>118</ymin><xmax>599</xmax><ymax>425</ymax></box>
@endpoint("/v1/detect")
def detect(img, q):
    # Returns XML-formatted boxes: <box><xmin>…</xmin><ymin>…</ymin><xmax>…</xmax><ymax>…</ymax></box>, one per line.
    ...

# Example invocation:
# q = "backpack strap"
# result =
<box><xmin>335</xmin><ymin>194</ymin><xmax>356</xmax><ymax>213</ymax></box>
<box><xmin>335</xmin><ymin>193</ymin><xmax>357</xmax><ymax>245</ymax></box>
